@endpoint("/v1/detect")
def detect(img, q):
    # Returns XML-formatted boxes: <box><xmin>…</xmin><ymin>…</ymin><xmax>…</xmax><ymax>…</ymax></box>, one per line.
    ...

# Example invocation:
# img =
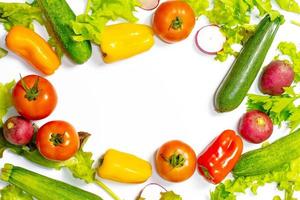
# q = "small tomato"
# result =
<box><xmin>36</xmin><ymin>120</ymin><xmax>79</xmax><ymax>161</ymax></box>
<box><xmin>152</xmin><ymin>1</ymin><xmax>196</xmax><ymax>43</ymax></box>
<box><xmin>155</xmin><ymin>140</ymin><xmax>196</xmax><ymax>182</ymax></box>
<box><xmin>12</xmin><ymin>75</ymin><xmax>57</xmax><ymax>120</ymax></box>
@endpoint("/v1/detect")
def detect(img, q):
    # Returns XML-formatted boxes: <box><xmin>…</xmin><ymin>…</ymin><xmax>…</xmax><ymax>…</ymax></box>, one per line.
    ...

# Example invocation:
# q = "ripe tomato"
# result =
<box><xmin>12</xmin><ymin>75</ymin><xmax>57</xmax><ymax>120</ymax></box>
<box><xmin>152</xmin><ymin>1</ymin><xmax>196</xmax><ymax>43</ymax></box>
<box><xmin>155</xmin><ymin>140</ymin><xmax>197</xmax><ymax>182</ymax></box>
<box><xmin>36</xmin><ymin>121</ymin><xmax>79</xmax><ymax>161</ymax></box>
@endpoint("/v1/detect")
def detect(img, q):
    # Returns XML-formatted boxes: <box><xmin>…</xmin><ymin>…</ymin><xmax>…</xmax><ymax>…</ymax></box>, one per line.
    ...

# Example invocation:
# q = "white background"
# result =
<box><xmin>0</xmin><ymin>0</ymin><xmax>300</xmax><ymax>199</ymax></box>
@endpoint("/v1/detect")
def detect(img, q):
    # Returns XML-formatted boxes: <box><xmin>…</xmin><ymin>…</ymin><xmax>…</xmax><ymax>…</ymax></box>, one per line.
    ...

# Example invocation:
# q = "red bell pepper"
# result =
<box><xmin>197</xmin><ymin>130</ymin><xmax>243</xmax><ymax>184</ymax></box>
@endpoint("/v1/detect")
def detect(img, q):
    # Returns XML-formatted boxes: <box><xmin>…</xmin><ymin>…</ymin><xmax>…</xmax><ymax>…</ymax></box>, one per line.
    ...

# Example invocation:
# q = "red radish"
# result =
<box><xmin>195</xmin><ymin>25</ymin><xmax>226</xmax><ymax>55</ymax></box>
<box><xmin>3</xmin><ymin>116</ymin><xmax>34</xmax><ymax>145</ymax></box>
<box><xmin>138</xmin><ymin>0</ymin><xmax>160</xmax><ymax>10</ymax></box>
<box><xmin>238</xmin><ymin>110</ymin><xmax>273</xmax><ymax>144</ymax></box>
<box><xmin>137</xmin><ymin>183</ymin><xmax>167</xmax><ymax>199</ymax></box>
<box><xmin>260</xmin><ymin>60</ymin><xmax>294</xmax><ymax>95</ymax></box>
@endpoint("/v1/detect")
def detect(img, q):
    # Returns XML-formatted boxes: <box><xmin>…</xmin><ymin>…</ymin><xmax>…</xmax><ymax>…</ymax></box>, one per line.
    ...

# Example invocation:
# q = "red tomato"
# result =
<box><xmin>12</xmin><ymin>75</ymin><xmax>57</xmax><ymax>120</ymax></box>
<box><xmin>152</xmin><ymin>1</ymin><xmax>196</xmax><ymax>43</ymax></box>
<box><xmin>155</xmin><ymin>140</ymin><xmax>197</xmax><ymax>182</ymax></box>
<box><xmin>36</xmin><ymin>121</ymin><xmax>79</xmax><ymax>161</ymax></box>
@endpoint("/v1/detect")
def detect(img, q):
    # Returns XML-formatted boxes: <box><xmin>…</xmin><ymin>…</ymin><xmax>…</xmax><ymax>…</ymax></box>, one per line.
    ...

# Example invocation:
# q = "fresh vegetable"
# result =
<box><xmin>233</xmin><ymin>128</ymin><xmax>300</xmax><ymax>177</ymax></box>
<box><xmin>138</xmin><ymin>0</ymin><xmax>160</xmax><ymax>10</ymax></box>
<box><xmin>12</xmin><ymin>75</ymin><xmax>57</xmax><ymax>120</ymax></box>
<box><xmin>275</xmin><ymin>0</ymin><xmax>300</xmax><ymax>13</ymax></box>
<box><xmin>260</xmin><ymin>60</ymin><xmax>294</xmax><ymax>95</ymax></box>
<box><xmin>3</xmin><ymin>116</ymin><xmax>34</xmax><ymax>146</ymax></box>
<box><xmin>72</xmin><ymin>0</ymin><xmax>140</xmax><ymax>44</ymax></box>
<box><xmin>137</xmin><ymin>183</ymin><xmax>183</xmax><ymax>200</ymax></box>
<box><xmin>100</xmin><ymin>23</ymin><xmax>154</xmax><ymax>63</ymax></box>
<box><xmin>0</xmin><ymin>80</ymin><xmax>15</xmax><ymax>126</ymax></box>
<box><xmin>0</xmin><ymin>130</ymin><xmax>120</xmax><ymax>200</ymax></box>
<box><xmin>276</xmin><ymin>42</ymin><xmax>300</xmax><ymax>82</ymax></box>
<box><xmin>211</xmin><ymin>157</ymin><xmax>300</xmax><ymax>200</ymax></box>
<box><xmin>1</xmin><ymin>163</ymin><xmax>103</xmax><ymax>200</ymax></box>
<box><xmin>6</xmin><ymin>26</ymin><xmax>61</xmax><ymax>75</ymax></box>
<box><xmin>0</xmin><ymin>47</ymin><xmax>8</xmax><ymax>58</ymax></box>
<box><xmin>247</xmin><ymin>87</ymin><xmax>300</xmax><ymax>131</ymax></box>
<box><xmin>0</xmin><ymin>2</ymin><xmax>43</xmax><ymax>31</ymax></box>
<box><xmin>238</xmin><ymin>110</ymin><xmax>273</xmax><ymax>144</ymax></box>
<box><xmin>195</xmin><ymin>25</ymin><xmax>226</xmax><ymax>55</ymax></box>
<box><xmin>36</xmin><ymin>0</ymin><xmax>92</xmax><ymax>64</ymax></box>
<box><xmin>36</xmin><ymin>120</ymin><xmax>79</xmax><ymax>161</ymax></box>
<box><xmin>214</xmin><ymin>15</ymin><xmax>282</xmax><ymax>112</ymax></box>
<box><xmin>1</xmin><ymin>185</ymin><xmax>33</xmax><ymax>200</ymax></box>
<box><xmin>198</xmin><ymin>130</ymin><xmax>243</xmax><ymax>184</ymax></box>
<box><xmin>155</xmin><ymin>140</ymin><xmax>196</xmax><ymax>182</ymax></box>
<box><xmin>152</xmin><ymin>1</ymin><xmax>195</xmax><ymax>43</ymax></box>
<box><xmin>97</xmin><ymin>149</ymin><xmax>152</xmax><ymax>183</ymax></box>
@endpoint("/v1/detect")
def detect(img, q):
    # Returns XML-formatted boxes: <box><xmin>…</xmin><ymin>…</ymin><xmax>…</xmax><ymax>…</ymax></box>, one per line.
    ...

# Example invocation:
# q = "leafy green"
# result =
<box><xmin>276</xmin><ymin>42</ymin><xmax>300</xmax><ymax>82</ymax></box>
<box><xmin>210</xmin><ymin>156</ymin><xmax>300</xmax><ymax>200</ymax></box>
<box><xmin>160</xmin><ymin>191</ymin><xmax>182</xmax><ymax>200</ymax></box>
<box><xmin>275</xmin><ymin>0</ymin><xmax>300</xmax><ymax>13</ymax></box>
<box><xmin>0</xmin><ymin>48</ymin><xmax>7</xmax><ymax>59</ymax></box>
<box><xmin>183</xmin><ymin>0</ymin><xmax>209</xmax><ymax>16</ymax></box>
<box><xmin>0</xmin><ymin>81</ymin><xmax>15</xmax><ymax>127</ymax></box>
<box><xmin>0</xmin><ymin>185</ymin><xmax>33</xmax><ymax>200</ymax></box>
<box><xmin>0</xmin><ymin>2</ymin><xmax>43</xmax><ymax>31</ymax></box>
<box><xmin>247</xmin><ymin>87</ymin><xmax>300</xmax><ymax>130</ymax></box>
<box><xmin>72</xmin><ymin>0</ymin><xmax>140</xmax><ymax>44</ymax></box>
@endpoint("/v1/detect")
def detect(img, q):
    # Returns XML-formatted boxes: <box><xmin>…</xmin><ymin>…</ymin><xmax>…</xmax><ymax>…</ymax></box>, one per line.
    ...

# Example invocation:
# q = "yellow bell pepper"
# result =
<box><xmin>97</xmin><ymin>149</ymin><xmax>152</xmax><ymax>183</ymax></box>
<box><xmin>6</xmin><ymin>26</ymin><xmax>60</xmax><ymax>75</ymax></box>
<box><xmin>100</xmin><ymin>23</ymin><xmax>154</xmax><ymax>63</ymax></box>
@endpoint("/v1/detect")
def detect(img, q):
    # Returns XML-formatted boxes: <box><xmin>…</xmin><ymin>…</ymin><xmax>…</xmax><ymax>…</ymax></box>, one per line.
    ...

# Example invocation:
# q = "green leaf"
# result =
<box><xmin>0</xmin><ymin>80</ymin><xmax>15</xmax><ymax>127</ymax></box>
<box><xmin>183</xmin><ymin>0</ymin><xmax>209</xmax><ymax>16</ymax></box>
<box><xmin>275</xmin><ymin>0</ymin><xmax>300</xmax><ymax>13</ymax></box>
<box><xmin>0</xmin><ymin>185</ymin><xmax>33</xmax><ymax>200</ymax></box>
<box><xmin>160</xmin><ymin>191</ymin><xmax>182</xmax><ymax>200</ymax></box>
<box><xmin>0</xmin><ymin>48</ymin><xmax>7</xmax><ymax>59</ymax></box>
<box><xmin>0</xmin><ymin>2</ymin><xmax>43</xmax><ymax>31</ymax></box>
<box><xmin>72</xmin><ymin>0</ymin><xmax>140</xmax><ymax>44</ymax></box>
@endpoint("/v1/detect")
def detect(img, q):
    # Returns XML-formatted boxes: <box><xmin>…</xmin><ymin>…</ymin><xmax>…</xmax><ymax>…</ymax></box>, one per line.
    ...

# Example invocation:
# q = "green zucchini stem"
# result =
<box><xmin>94</xmin><ymin>179</ymin><xmax>121</xmax><ymax>200</ymax></box>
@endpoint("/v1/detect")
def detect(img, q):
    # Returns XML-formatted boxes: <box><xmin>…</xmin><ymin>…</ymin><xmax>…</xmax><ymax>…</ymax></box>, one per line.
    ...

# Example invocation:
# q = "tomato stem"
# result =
<box><xmin>168</xmin><ymin>153</ymin><xmax>185</xmax><ymax>168</ymax></box>
<box><xmin>20</xmin><ymin>74</ymin><xmax>40</xmax><ymax>101</ymax></box>
<box><xmin>170</xmin><ymin>16</ymin><xmax>183</xmax><ymax>30</ymax></box>
<box><xmin>50</xmin><ymin>133</ymin><xmax>65</xmax><ymax>146</ymax></box>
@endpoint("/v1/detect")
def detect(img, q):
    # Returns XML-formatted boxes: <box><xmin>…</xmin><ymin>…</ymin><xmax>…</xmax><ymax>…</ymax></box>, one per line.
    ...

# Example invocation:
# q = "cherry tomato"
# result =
<box><xmin>152</xmin><ymin>1</ymin><xmax>196</xmax><ymax>43</ymax></box>
<box><xmin>36</xmin><ymin>121</ymin><xmax>79</xmax><ymax>161</ymax></box>
<box><xmin>155</xmin><ymin>140</ymin><xmax>197</xmax><ymax>182</ymax></box>
<box><xmin>12</xmin><ymin>75</ymin><xmax>57</xmax><ymax>120</ymax></box>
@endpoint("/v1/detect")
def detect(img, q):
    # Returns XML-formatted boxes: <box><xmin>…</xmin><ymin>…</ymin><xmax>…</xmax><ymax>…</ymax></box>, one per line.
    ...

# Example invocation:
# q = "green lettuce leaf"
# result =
<box><xmin>0</xmin><ymin>48</ymin><xmax>7</xmax><ymax>59</ymax></box>
<box><xmin>275</xmin><ymin>0</ymin><xmax>300</xmax><ymax>13</ymax></box>
<box><xmin>0</xmin><ymin>2</ymin><xmax>43</xmax><ymax>31</ymax></box>
<box><xmin>160</xmin><ymin>191</ymin><xmax>182</xmax><ymax>200</ymax></box>
<box><xmin>210</xmin><ymin>157</ymin><xmax>300</xmax><ymax>200</ymax></box>
<box><xmin>0</xmin><ymin>185</ymin><xmax>33</xmax><ymax>200</ymax></box>
<box><xmin>183</xmin><ymin>0</ymin><xmax>209</xmax><ymax>16</ymax></box>
<box><xmin>72</xmin><ymin>0</ymin><xmax>140</xmax><ymax>44</ymax></box>
<box><xmin>0</xmin><ymin>80</ymin><xmax>15</xmax><ymax>127</ymax></box>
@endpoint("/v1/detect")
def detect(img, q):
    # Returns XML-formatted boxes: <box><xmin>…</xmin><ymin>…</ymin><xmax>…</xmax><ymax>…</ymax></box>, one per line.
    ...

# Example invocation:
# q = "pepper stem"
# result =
<box><xmin>170</xmin><ymin>16</ymin><xmax>183</xmax><ymax>30</ymax></box>
<box><xmin>168</xmin><ymin>153</ymin><xmax>186</xmax><ymax>168</ymax></box>
<box><xmin>20</xmin><ymin>75</ymin><xmax>39</xmax><ymax>101</ymax></box>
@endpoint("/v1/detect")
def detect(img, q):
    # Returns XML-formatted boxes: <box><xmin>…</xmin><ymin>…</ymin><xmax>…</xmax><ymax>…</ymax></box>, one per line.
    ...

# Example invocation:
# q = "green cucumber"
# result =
<box><xmin>1</xmin><ymin>164</ymin><xmax>103</xmax><ymax>200</ymax></box>
<box><xmin>37</xmin><ymin>0</ymin><xmax>92</xmax><ymax>64</ymax></box>
<box><xmin>214</xmin><ymin>15</ymin><xmax>283</xmax><ymax>112</ymax></box>
<box><xmin>233</xmin><ymin>129</ymin><xmax>300</xmax><ymax>177</ymax></box>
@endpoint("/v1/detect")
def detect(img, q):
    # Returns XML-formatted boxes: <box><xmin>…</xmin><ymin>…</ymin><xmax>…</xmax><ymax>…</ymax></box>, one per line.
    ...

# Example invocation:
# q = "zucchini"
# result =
<box><xmin>37</xmin><ymin>0</ymin><xmax>92</xmax><ymax>64</ymax></box>
<box><xmin>233</xmin><ymin>129</ymin><xmax>300</xmax><ymax>177</ymax></box>
<box><xmin>214</xmin><ymin>15</ymin><xmax>282</xmax><ymax>112</ymax></box>
<box><xmin>1</xmin><ymin>163</ymin><xmax>103</xmax><ymax>200</ymax></box>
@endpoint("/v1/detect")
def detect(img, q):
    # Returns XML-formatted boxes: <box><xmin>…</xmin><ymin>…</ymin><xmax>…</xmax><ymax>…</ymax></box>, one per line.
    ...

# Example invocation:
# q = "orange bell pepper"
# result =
<box><xmin>6</xmin><ymin>26</ymin><xmax>60</xmax><ymax>75</ymax></box>
<box><xmin>197</xmin><ymin>130</ymin><xmax>243</xmax><ymax>184</ymax></box>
